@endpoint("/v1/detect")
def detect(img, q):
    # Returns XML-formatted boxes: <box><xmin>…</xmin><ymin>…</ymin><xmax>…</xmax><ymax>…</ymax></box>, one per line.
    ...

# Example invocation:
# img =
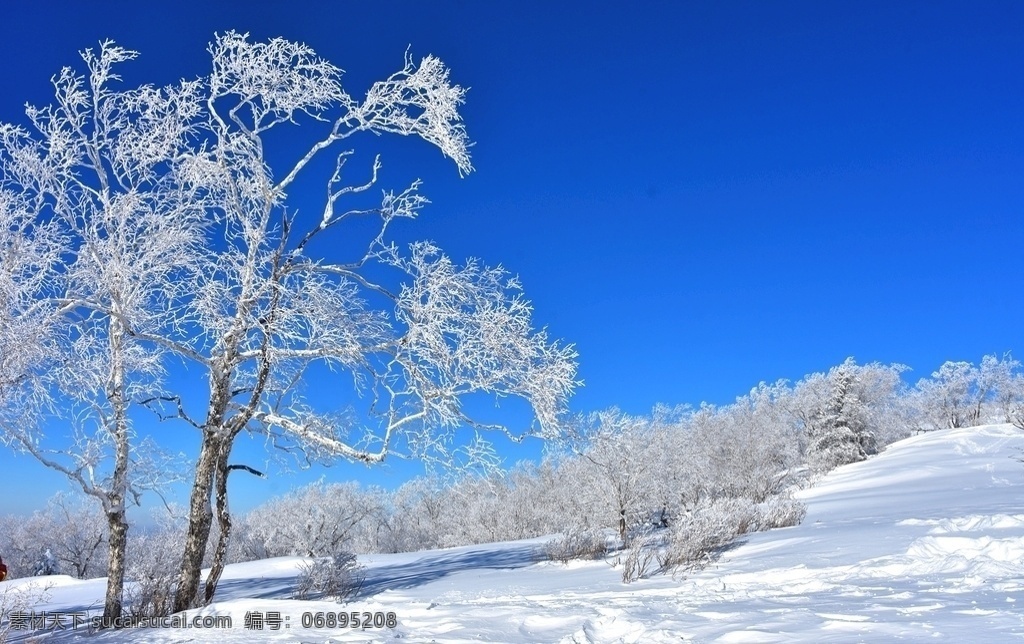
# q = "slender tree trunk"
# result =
<box><xmin>203</xmin><ymin>445</ymin><xmax>233</xmax><ymax>604</ymax></box>
<box><xmin>173</xmin><ymin>436</ymin><xmax>219</xmax><ymax>612</ymax></box>
<box><xmin>102</xmin><ymin>510</ymin><xmax>128</xmax><ymax>625</ymax></box>
<box><xmin>101</xmin><ymin>315</ymin><xmax>131</xmax><ymax>624</ymax></box>
<box><xmin>175</xmin><ymin>346</ymin><xmax>239</xmax><ymax>613</ymax></box>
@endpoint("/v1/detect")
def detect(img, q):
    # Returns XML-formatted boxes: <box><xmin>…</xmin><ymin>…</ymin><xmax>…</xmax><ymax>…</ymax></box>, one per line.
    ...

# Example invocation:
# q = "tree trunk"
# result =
<box><xmin>173</xmin><ymin>436</ymin><xmax>219</xmax><ymax>612</ymax></box>
<box><xmin>101</xmin><ymin>315</ymin><xmax>131</xmax><ymax>625</ymax></box>
<box><xmin>101</xmin><ymin>510</ymin><xmax>128</xmax><ymax>625</ymax></box>
<box><xmin>203</xmin><ymin>444</ymin><xmax>233</xmax><ymax>604</ymax></box>
<box><xmin>177</xmin><ymin>329</ymin><xmax>248</xmax><ymax>611</ymax></box>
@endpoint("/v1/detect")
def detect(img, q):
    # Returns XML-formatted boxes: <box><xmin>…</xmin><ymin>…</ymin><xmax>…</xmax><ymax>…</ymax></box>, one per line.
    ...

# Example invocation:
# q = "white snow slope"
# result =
<box><xmin>3</xmin><ymin>423</ymin><xmax>1024</xmax><ymax>643</ymax></box>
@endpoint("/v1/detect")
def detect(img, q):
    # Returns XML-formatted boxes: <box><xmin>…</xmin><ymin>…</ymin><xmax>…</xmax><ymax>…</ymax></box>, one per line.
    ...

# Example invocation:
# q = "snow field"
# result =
<box><xmin>3</xmin><ymin>424</ymin><xmax>1024</xmax><ymax>642</ymax></box>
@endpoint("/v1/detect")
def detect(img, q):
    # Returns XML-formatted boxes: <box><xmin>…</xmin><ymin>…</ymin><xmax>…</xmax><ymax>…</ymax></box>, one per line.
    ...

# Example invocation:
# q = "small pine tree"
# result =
<box><xmin>33</xmin><ymin>548</ymin><xmax>60</xmax><ymax>576</ymax></box>
<box><xmin>808</xmin><ymin>360</ymin><xmax>874</xmax><ymax>471</ymax></box>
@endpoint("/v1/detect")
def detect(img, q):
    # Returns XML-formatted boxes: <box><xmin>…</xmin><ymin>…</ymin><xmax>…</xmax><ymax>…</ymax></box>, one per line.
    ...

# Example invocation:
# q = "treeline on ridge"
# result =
<box><xmin>2</xmin><ymin>353</ymin><xmax>1022</xmax><ymax>592</ymax></box>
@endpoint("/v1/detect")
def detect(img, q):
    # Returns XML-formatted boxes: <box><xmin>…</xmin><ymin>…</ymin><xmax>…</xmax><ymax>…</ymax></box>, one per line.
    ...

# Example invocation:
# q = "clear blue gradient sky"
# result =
<box><xmin>1</xmin><ymin>1</ymin><xmax>1022</xmax><ymax>515</ymax></box>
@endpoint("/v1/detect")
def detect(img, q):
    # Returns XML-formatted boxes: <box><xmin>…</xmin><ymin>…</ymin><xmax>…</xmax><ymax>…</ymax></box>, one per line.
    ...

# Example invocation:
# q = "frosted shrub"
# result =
<box><xmin>1011</xmin><ymin>401</ymin><xmax>1024</xmax><ymax>430</ymax></box>
<box><xmin>657</xmin><ymin>495</ymin><xmax>808</xmax><ymax>574</ymax></box>
<box><xmin>0</xmin><ymin>582</ymin><xmax>52</xmax><ymax>644</ymax></box>
<box><xmin>620</xmin><ymin>534</ymin><xmax>662</xmax><ymax>583</ymax></box>
<box><xmin>294</xmin><ymin>552</ymin><xmax>364</xmax><ymax>603</ymax></box>
<box><xmin>659</xmin><ymin>498</ymin><xmax>757</xmax><ymax>572</ymax></box>
<box><xmin>754</xmin><ymin>496</ymin><xmax>807</xmax><ymax>530</ymax></box>
<box><xmin>124</xmin><ymin>568</ymin><xmax>176</xmax><ymax>619</ymax></box>
<box><xmin>544</xmin><ymin>528</ymin><xmax>610</xmax><ymax>563</ymax></box>
<box><xmin>123</xmin><ymin>528</ymin><xmax>180</xmax><ymax>619</ymax></box>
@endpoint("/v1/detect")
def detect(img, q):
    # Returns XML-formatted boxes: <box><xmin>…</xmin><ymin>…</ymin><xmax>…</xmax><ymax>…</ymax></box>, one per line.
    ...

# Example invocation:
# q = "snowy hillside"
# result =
<box><xmin>4</xmin><ymin>424</ymin><xmax>1024</xmax><ymax>642</ymax></box>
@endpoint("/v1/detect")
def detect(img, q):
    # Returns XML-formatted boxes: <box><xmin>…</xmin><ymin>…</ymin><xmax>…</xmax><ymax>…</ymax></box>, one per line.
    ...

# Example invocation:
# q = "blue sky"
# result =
<box><xmin>1</xmin><ymin>1</ymin><xmax>1022</xmax><ymax>515</ymax></box>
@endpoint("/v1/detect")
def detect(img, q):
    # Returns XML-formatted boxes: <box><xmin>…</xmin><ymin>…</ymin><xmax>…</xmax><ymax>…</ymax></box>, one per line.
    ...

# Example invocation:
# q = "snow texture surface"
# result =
<box><xmin>3</xmin><ymin>424</ymin><xmax>1024</xmax><ymax>642</ymax></box>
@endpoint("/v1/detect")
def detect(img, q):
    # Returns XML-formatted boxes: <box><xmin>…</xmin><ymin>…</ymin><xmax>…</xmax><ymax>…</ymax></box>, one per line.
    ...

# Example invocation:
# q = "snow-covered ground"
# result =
<box><xmin>4</xmin><ymin>423</ymin><xmax>1024</xmax><ymax>642</ymax></box>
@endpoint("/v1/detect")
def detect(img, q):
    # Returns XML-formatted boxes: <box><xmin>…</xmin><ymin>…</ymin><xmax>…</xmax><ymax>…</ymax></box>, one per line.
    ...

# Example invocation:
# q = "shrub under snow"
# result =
<box><xmin>754</xmin><ymin>495</ymin><xmax>807</xmax><ymax>530</ymax></box>
<box><xmin>656</xmin><ymin>499</ymin><xmax>750</xmax><ymax>572</ymax></box>
<box><xmin>656</xmin><ymin>496</ymin><xmax>807</xmax><ymax>575</ymax></box>
<box><xmin>544</xmin><ymin>528</ymin><xmax>612</xmax><ymax>564</ymax></box>
<box><xmin>294</xmin><ymin>552</ymin><xmax>365</xmax><ymax>603</ymax></box>
<box><xmin>123</xmin><ymin>528</ymin><xmax>181</xmax><ymax>619</ymax></box>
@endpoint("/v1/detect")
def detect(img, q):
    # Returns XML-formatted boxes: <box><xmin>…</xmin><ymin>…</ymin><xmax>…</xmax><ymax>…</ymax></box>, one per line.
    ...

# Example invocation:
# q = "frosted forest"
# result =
<box><xmin>4</xmin><ymin>353</ymin><xmax>1024</xmax><ymax>580</ymax></box>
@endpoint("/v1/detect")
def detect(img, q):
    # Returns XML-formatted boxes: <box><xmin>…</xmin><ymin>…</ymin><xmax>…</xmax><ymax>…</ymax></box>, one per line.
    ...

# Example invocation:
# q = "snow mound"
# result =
<box><xmin>900</xmin><ymin>513</ymin><xmax>1024</xmax><ymax>534</ymax></box>
<box><xmin>558</xmin><ymin>613</ymin><xmax>654</xmax><ymax>644</ymax></box>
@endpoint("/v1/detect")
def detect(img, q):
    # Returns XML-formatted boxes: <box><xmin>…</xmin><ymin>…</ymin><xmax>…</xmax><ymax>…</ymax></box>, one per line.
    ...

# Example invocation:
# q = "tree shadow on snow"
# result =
<box><xmin>199</xmin><ymin>543</ymin><xmax>546</xmax><ymax>603</ymax></box>
<box><xmin>207</xmin><ymin>574</ymin><xmax>300</xmax><ymax>602</ymax></box>
<box><xmin>355</xmin><ymin>543</ymin><xmax>546</xmax><ymax>598</ymax></box>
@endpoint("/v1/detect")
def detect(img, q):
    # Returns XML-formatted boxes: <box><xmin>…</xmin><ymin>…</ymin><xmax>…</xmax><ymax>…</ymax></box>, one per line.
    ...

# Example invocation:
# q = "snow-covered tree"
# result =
<box><xmin>915</xmin><ymin>361</ymin><xmax>977</xmax><ymax>429</ymax></box>
<box><xmin>164</xmin><ymin>34</ymin><xmax>576</xmax><ymax>609</ymax></box>
<box><xmin>802</xmin><ymin>364</ymin><xmax>869</xmax><ymax>470</ymax></box>
<box><xmin>977</xmin><ymin>354</ymin><xmax>1024</xmax><ymax>424</ymax></box>
<box><xmin>793</xmin><ymin>358</ymin><xmax>909</xmax><ymax>472</ymax></box>
<box><xmin>913</xmin><ymin>355</ymin><xmax>1022</xmax><ymax>430</ymax></box>
<box><xmin>646</xmin><ymin>404</ymin><xmax>717</xmax><ymax>517</ymax></box>
<box><xmin>33</xmin><ymin>548</ymin><xmax>60</xmax><ymax>576</ymax></box>
<box><xmin>564</xmin><ymin>409</ymin><xmax>659</xmax><ymax>542</ymax></box>
<box><xmin>239</xmin><ymin>481</ymin><xmax>385</xmax><ymax>559</ymax></box>
<box><xmin>377</xmin><ymin>477</ymin><xmax>448</xmax><ymax>553</ymax></box>
<box><xmin>503</xmin><ymin>460</ymin><xmax>568</xmax><ymax>538</ymax></box>
<box><xmin>712</xmin><ymin>382</ymin><xmax>801</xmax><ymax>501</ymax></box>
<box><xmin>0</xmin><ymin>42</ymin><xmax>194</xmax><ymax>622</ymax></box>
<box><xmin>0</xmin><ymin>33</ymin><xmax>578</xmax><ymax>613</ymax></box>
<box><xmin>20</xmin><ymin>494</ymin><xmax>109</xmax><ymax>580</ymax></box>
<box><xmin>794</xmin><ymin>362</ymin><xmax>859</xmax><ymax>469</ymax></box>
